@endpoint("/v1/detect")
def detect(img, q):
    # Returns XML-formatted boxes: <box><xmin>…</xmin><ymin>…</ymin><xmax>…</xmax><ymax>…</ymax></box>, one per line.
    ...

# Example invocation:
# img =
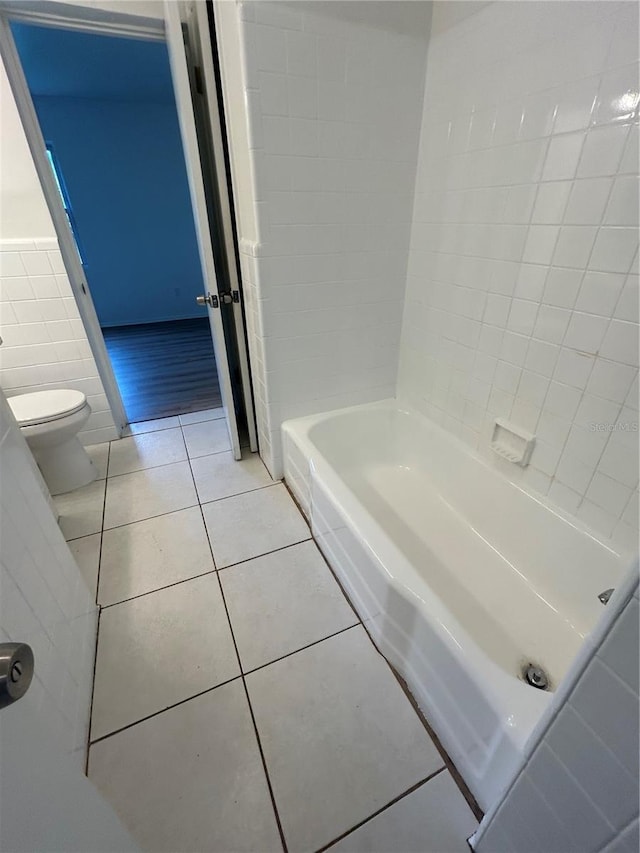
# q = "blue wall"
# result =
<box><xmin>34</xmin><ymin>96</ymin><xmax>205</xmax><ymax>327</ymax></box>
<box><xmin>12</xmin><ymin>24</ymin><xmax>205</xmax><ymax>328</ymax></box>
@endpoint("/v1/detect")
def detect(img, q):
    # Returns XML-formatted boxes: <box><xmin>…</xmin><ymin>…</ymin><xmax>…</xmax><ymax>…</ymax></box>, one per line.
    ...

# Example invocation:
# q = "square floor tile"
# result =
<box><xmin>54</xmin><ymin>478</ymin><xmax>106</xmax><ymax>541</ymax></box>
<box><xmin>98</xmin><ymin>507</ymin><xmax>215</xmax><ymax>606</ymax></box>
<box><xmin>103</xmin><ymin>461</ymin><xmax>197</xmax><ymax>529</ymax></box>
<box><xmin>68</xmin><ymin>533</ymin><xmax>101</xmax><ymax>600</ymax></box>
<box><xmin>123</xmin><ymin>416</ymin><xmax>181</xmax><ymax>436</ymax></box>
<box><xmin>221</xmin><ymin>541</ymin><xmax>357</xmax><ymax>671</ymax></box>
<box><xmin>91</xmin><ymin>573</ymin><xmax>239</xmax><ymax>739</ymax></box>
<box><xmin>183</xmin><ymin>419</ymin><xmax>231</xmax><ymax>458</ymax></box>
<box><xmin>191</xmin><ymin>450</ymin><xmax>272</xmax><ymax>504</ymax></box>
<box><xmin>108</xmin><ymin>428</ymin><xmax>186</xmax><ymax>477</ymax></box>
<box><xmin>179</xmin><ymin>407</ymin><xmax>225</xmax><ymax>425</ymax></box>
<box><xmin>246</xmin><ymin>626</ymin><xmax>443</xmax><ymax>852</ymax></box>
<box><xmin>89</xmin><ymin>680</ymin><xmax>282</xmax><ymax>853</ymax></box>
<box><xmin>202</xmin><ymin>484</ymin><xmax>310</xmax><ymax>568</ymax></box>
<box><xmin>87</xmin><ymin>443</ymin><xmax>109</xmax><ymax>480</ymax></box>
<box><xmin>328</xmin><ymin>771</ymin><xmax>478</xmax><ymax>853</ymax></box>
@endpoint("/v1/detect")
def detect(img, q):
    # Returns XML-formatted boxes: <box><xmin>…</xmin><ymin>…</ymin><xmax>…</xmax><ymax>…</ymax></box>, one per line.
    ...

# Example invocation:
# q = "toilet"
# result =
<box><xmin>8</xmin><ymin>390</ymin><xmax>97</xmax><ymax>495</ymax></box>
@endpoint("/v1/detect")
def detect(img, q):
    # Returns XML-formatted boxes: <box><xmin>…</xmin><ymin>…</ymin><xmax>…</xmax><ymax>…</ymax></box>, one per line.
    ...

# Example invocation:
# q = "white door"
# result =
<box><xmin>0</xmin><ymin>398</ymin><xmax>137</xmax><ymax>852</ymax></box>
<box><xmin>0</xmin><ymin>694</ymin><xmax>138</xmax><ymax>852</ymax></box>
<box><xmin>184</xmin><ymin>0</ymin><xmax>258</xmax><ymax>453</ymax></box>
<box><xmin>164</xmin><ymin>0</ymin><xmax>242</xmax><ymax>460</ymax></box>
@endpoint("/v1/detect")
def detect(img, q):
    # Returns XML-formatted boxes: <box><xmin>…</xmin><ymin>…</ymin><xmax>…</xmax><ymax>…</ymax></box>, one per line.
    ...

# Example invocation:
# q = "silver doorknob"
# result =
<box><xmin>196</xmin><ymin>293</ymin><xmax>213</xmax><ymax>307</ymax></box>
<box><xmin>0</xmin><ymin>643</ymin><xmax>34</xmax><ymax>710</ymax></box>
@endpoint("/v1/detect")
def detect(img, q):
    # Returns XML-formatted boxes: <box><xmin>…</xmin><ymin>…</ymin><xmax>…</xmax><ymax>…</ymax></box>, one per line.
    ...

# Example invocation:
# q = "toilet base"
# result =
<box><xmin>33</xmin><ymin>436</ymin><xmax>97</xmax><ymax>495</ymax></box>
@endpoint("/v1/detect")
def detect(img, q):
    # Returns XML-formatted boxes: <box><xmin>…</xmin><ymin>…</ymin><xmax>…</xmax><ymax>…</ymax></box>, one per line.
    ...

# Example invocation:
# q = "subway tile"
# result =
<box><xmin>534</xmin><ymin>304</ymin><xmax>571</xmax><ymax>344</ymax></box>
<box><xmin>590</xmin><ymin>228</ymin><xmax>638</xmax><ymax>274</ymax></box>
<box><xmin>21</xmin><ymin>252</ymin><xmax>53</xmax><ymax>277</ymax></box>
<box><xmin>593</xmin><ymin>64</ymin><xmax>640</xmax><ymax>126</ymax></box>
<box><xmin>564</xmin><ymin>177</ymin><xmax>613</xmax><ymax>225</ymax></box>
<box><xmin>532</xmin><ymin>181</ymin><xmax>571</xmax><ymax>224</ymax></box>
<box><xmin>587</xmin><ymin>359</ymin><xmax>636</xmax><ymax>403</ymax></box>
<box><xmin>576</xmin><ymin>271</ymin><xmax>625</xmax><ymax>316</ymax></box>
<box><xmin>0</xmin><ymin>252</ymin><xmax>27</xmax><ymax>277</ymax></box>
<box><xmin>571</xmin><ymin>657</ymin><xmax>639</xmax><ymax>779</ymax></box>
<box><xmin>604</xmin><ymin>176</ymin><xmax>639</xmax><ymax>226</ymax></box>
<box><xmin>600</xmin><ymin>320</ymin><xmax>639</xmax><ymax>367</ymax></box>
<box><xmin>543</xmin><ymin>267</ymin><xmax>583</xmax><ymax>308</ymax></box>
<box><xmin>577</xmin><ymin>124</ymin><xmax>630</xmax><ymax>177</ymax></box>
<box><xmin>523</xmin><ymin>225</ymin><xmax>560</xmax><ymax>264</ymax></box>
<box><xmin>286</xmin><ymin>30</ymin><xmax>316</xmax><ymax>77</ymax></box>
<box><xmin>553</xmin><ymin>76</ymin><xmax>598</xmax><ymax>134</ymax></box>
<box><xmin>553</xmin><ymin>226</ymin><xmax>597</xmax><ymax>268</ymax></box>
<box><xmin>563</xmin><ymin>312</ymin><xmax>609</xmax><ymax>354</ymax></box>
<box><xmin>542</xmin><ymin>132</ymin><xmax>586</xmax><ymax>181</ymax></box>
<box><xmin>614</xmin><ymin>275</ymin><xmax>639</xmax><ymax>322</ymax></box>
<box><xmin>527</xmin><ymin>746</ymin><xmax>613</xmax><ymax>851</ymax></box>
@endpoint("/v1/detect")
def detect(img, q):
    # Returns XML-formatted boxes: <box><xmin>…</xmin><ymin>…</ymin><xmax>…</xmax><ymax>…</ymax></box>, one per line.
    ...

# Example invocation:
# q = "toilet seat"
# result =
<box><xmin>8</xmin><ymin>390</ymin><xmax>88</xmax><ymax>427</ymax></box>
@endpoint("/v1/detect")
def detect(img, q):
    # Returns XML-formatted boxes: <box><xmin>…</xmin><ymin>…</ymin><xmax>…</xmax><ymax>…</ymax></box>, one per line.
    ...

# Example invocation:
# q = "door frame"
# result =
<box><xmin>0</xmin><ymin>0</ymin><xmax>257</xmax><ymax>442</ymax></box>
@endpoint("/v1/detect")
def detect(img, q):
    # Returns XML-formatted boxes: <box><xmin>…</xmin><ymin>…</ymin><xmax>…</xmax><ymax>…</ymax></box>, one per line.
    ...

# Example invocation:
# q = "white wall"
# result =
<box><xmin>220</xmin><ymin>0</ymin><xmax>431</xmax><ymax>476</ymax></box>
<box><xmin>474</xmin><ymin>570</ymin><xmax>639</xmax><ymax>853</ymax></box>
<box><xmin>0</xmin><ymin>389</ymin><xmax>97</xmax><ymax>767</ymax></box>
<box><xmin>397</xmin><ymin>0</ymin><xmax>639</xmax><ymax>549</ymax></box>
<box><xmin>0</xmin><ymin>56</ymin><xmax>118</xmax><ymax>444</ymax></box>
<box><xmin>0</xmin><ymin>54</ymin><xmax>54</xmax><ymax>238</ymax></box>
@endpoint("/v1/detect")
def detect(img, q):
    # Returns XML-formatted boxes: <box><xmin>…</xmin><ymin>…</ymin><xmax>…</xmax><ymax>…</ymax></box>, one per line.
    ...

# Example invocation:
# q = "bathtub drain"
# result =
<box><xmin>523</xmin><ymin>663</ymin><xmax>550</xmax><ymax>690</ymax></box>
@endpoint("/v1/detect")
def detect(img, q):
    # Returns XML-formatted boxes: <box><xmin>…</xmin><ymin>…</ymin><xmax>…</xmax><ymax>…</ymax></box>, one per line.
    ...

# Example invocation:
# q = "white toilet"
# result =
<box><xmin>8</xmin><ymin>389</ymin><xmax>97</xmax><ymax>495</ymax></box>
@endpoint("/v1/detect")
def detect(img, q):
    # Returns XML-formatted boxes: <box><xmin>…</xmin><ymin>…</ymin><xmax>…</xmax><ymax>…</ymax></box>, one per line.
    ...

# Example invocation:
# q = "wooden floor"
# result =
<box><xmin>103</xmin><ymin>319</ymin><xmax>222</xmax><ymax>423</ymax></box>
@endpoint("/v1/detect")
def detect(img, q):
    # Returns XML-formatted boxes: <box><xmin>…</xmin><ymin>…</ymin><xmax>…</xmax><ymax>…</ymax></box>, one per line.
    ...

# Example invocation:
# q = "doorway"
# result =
<box><xmin>11</xmin><ymin>21</ymin><xmax>223</xmax><ymax>423</ymax></box>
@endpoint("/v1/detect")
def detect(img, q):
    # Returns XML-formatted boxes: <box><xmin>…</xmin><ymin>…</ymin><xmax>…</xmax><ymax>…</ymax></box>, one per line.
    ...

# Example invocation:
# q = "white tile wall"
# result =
<box><xmin>0</xmin><ymin>238</ymin><xmax>117</xmax><ymax>445</ymax></box>
<box><xmin>0</xmin><ymin>390</ymin><xmax>97</xmax><ymax>766</ymax></box>
<box><xmin>232</xmin><ymin>1</ymin><xmax>431</xmax><ymax>476</ymax></box>
<box><xmin>397</xmin><ymin>0</ymin><xmax>639</xmax><ymax>549</ymax></box>
<box><xmin>474</xmin><ymin>575</ymin><xmax>639</xmax><ymax>853</ymax></box>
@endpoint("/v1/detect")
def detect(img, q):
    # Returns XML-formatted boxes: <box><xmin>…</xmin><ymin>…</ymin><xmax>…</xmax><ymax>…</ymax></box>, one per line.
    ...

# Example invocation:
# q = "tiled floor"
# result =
<box><xmin>57</xmin><ymin>410</ymin><xmax>478</xmax><ymax>853</ymax></box>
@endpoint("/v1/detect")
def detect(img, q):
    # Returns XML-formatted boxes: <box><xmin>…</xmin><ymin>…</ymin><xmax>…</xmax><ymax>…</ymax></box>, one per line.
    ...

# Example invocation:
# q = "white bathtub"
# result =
<box><xmin>282</xmin><ymin>400</ymin><xmax>627</xmax><ymax>811</ymax></box>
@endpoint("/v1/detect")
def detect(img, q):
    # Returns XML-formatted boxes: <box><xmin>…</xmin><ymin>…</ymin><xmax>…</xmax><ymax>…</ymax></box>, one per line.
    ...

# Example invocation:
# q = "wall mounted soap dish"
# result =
<box><xmin>491</xmin><ymin>418</ymin><xmax>536</xmax><ymax>467</ymax></box>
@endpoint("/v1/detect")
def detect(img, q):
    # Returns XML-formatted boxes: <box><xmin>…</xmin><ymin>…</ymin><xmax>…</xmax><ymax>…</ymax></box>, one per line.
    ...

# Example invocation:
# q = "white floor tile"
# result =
<box><xmin>221</xmin><ymin>541</ymin><xmax>357</xmax><ymax>671</ymax></box>
<box><xmin>246</xmin><ymin>626</ymin><xmax>443</xmax><ymax>852</ymax></box>
<box><xmin>86</xmin><ymin>443</ymin><xmax>109</xmax><ymax>480</ymax></box>
<box><xmin>183</xmin><ymin>419</ymin><xmax>231</xmax><ymax>458</ymax></box>
<box><xmin>68</xmin><ymin>533</ymin><xmax>101</xmax><ymax>599</ymax></box>
<box><xmin>98</xmin><ymin>507</ymin><xmax>215</xmax><ymax>606</ymax></box>
<box><xmin>91</xmin><ymin>573</ymin><xmax>239</xmax><ymax>739</ymax></box>
<box><xmin>103</xmin><ymin>461</ymin><xmax>197</xmax><ymax>529</ymax></box>
<box><xmin>328</xmin><ymin>771</ymin><xmax>478</xmax><ymax>853</ymax></box>
<box><xmin>108</xmin><ymin>428</ymin><xmax>186</xmax><ymax>477</ymax></box>
<box><xmin>179</xmin><ymin>407</ymin><xmax>225</xmax><ymax>426</ymax></box>
<box><xmin>123</xmin><ymin>416</ymin><xmax>181</xmax><ymax>436</ymax></box>
<box><xmin>202</xmin><ymin>484</ymin><xmax>310</xmax><ymax>568</ymax></box>
<box><xmin>191</xmin><ymin>450</ymin><xmax>272</xmax><ymax>504</ymax></box>
<box><xmin>89</xmin><ymin>680</ymin><xmax>282</xmax><ymax>853</ymax></box>
<box><xmin>54</xmin><ymin>478</ymin><xmax>106</xmax><ymax>541</ymax></box>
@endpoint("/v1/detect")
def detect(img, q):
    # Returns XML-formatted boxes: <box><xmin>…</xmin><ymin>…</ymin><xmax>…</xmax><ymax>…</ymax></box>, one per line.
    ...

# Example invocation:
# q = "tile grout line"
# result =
<box><xmin>92</xmin><ymin>483</ymin><xmax>284</xmax><ymax>539</ymax></box>
<box><xmin>85</xmin><ymin>440</ymin><xmax>111</xmax><ymax>774</ymax></box>
<box><xmin>97</xmin><ymin>534</ymin><xmax>319</xmax><ymax>610</ymax></box>
<box><xmin>88</xmin><ymin>673</ymin><xmax>244</xmax><ymax>747</ymax></box>
<box><xmin>315</xmin><ymin>767</ymin><xmax>448</xmax><ymax>853</ymax></box>
<box><xmin>99</xmin><ymin>534</ymin><xmax>315</xmax><ymax>610</ymax></box>
<box><xmin>183</xmin><ymin>445</ymin><xmax>290</xmax><ymax>853</ymax></box>
<box><xmin>242</xmin><ymin>623</ymin><xmax>359</xmax><ymax>678</ymax></box>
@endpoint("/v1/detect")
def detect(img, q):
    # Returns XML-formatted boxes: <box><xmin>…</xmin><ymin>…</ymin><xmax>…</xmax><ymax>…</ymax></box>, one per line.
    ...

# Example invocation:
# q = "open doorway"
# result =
<box><xmin>11</xmin><ymin>22</ymin><xmax>222</xmax><ymax>423</ymax></box>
